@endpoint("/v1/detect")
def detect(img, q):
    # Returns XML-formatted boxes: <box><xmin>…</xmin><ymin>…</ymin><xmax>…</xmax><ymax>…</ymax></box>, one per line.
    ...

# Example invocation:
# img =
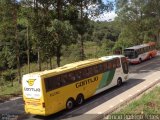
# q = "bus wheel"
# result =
<box><xmin>139</xmin><ymin>58</ymin><xmax>142</xmax><ymax>63</ymax></box>
<box><xmin>149</xmin><ymin>55</ymin><xmax>152</xmax><ymax>59</ymax></box>
<box><xmin>117</xmin><ymin>78</ymin><xmax>122</xmax><ymax>87</ymax></box>
<box><xmin>76</xmin><ymin>94</ymin><xmax>84</xmax><ymax>106</ymax></box>
<box><xmin>66</xmin><ymin>98</ymin><xmax>74</xmax><ymax>110</ymax></box>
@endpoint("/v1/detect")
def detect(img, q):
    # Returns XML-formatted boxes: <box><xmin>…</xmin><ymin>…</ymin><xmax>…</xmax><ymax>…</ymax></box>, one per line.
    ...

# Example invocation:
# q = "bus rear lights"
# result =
<box><xmin>42</xmin><ymin>103</ymin><xmax>45</xmax><ymax>108</ymax></box>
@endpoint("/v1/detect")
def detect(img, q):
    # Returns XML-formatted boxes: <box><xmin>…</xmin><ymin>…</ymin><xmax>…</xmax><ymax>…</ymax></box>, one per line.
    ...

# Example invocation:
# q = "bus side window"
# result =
<box><xmin>60</xmin><ymin>74</ymin><xmax>68</xmax><ymax>86</ymax></box>
<box><xmin>113</xmin><ymin>59</ymin><xmax>117</xmax><ymax>68</ymax></box>
<box><xmin>45</xmin><ymin>76</ymin><xmax>61</xmax><ymax>91</ymax></box>
<box><xmin>88</xmin><ymin>67</ymin><xmax>94</xmax><ymax>77</ymax></box>
<box><xmin>149</xmin><ymin>46</ymin><xmax>152</xmax><ymax>51</ymax></box>
<box><xmin>93</xmin><ymin>65</ymin><xmax>98</xmax><ymax>74</ymax></box>
<box><xmin>152</xmin><ymin>45</ymin><xmax>155</xmax><ymax>50</ymax></box>
<box><xmin>146</xmin><ymin>46</ymin><xmax>148</xmax><ymax>52</ymax></box>
<box><xmin>116</xmin><ymin>59</ymin><xmax>120</xmax><ymax>68</ymax></box>
<box><xmin>82</xmin><ymin>68</ymin><xmax>89</xmax><ymax>78</ymax></box>
<box><xmin>68</xmin><ymin>72</ymin><xmax>76</xmax><ymax>82</ymax></box>
<box><xmin>121</xmin><ymin>57</ymin><xmax>129</xmax><ymax>74</ymax></box>
<box><xmin>140</xmin><ymin>48</ymin><xmax>143</xmax><ymax>54</ymax></box>
<box><xmin>108</xmin><ymin>61</ymin><xmax>113</xmax><ymax>70</ymax></box>
<box><xmin>103</xmin><ymin>62</ymin><xmax>108</xmax><ymax>71</ymax></box>
<box><xmin>144</xmin><ymin>47</ymin><xmax>146</xmax><ymax>53</ymax></box>
<box><xmin>75</xmin><ymin>70</ymin><xmax>82</xmax><ymax>81</ymax></box>
<box><xmin>98</xmin><ymin>64</ymin><xmax>103</xmax><ymax>73</ymax></box>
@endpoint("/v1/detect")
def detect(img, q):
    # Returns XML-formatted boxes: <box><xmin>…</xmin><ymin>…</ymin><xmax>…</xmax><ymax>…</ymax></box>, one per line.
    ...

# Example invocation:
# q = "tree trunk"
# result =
<box><xmin>57</xmin><ymin>0</ymin><xmax>62</xmax><ymax>20</ymax></box>
<box><xmin>13</xmin><ymin>3</ymin><xmax>21</xmax><ymax>84</ymax></box>
<box><xmin>26</xmin><ymin>23</ymin><xmax>30</xmax><ymax>73</ymax></box>
<box><xmin>80</xmin><ymin>35</ymin><xmax>85</xmax><ymax>60</ymax></box>
<box><xmin>49</xmin><ymin>57</ymin><xmax>52</xmax><ymax>69</ymax></box>
<box><xmin>79</xmin><ymin>1</ymin><xmax>85</xmax><ymax>60</ymax></box>
<box><xmin>38</xmin><ymin>47</ymin><xmax>41</xmax><ymax>71</ymax></box>
<box><xmin>56</xmin><ymin>46</ymin><xmax>61</xmax><ymax>67</ymax></box>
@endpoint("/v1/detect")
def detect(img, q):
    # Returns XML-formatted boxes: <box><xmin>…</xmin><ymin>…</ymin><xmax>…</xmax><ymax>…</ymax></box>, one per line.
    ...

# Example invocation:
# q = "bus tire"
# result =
<box><xmin>117</xmin><ymin>78</ymin><xmax>122</xmax><ymax>87</ymax></box>
<box><xmin>139</xmin><ymin>58</ymin><xmax>142</xmax><ymax>63</ymax></box>
<box><xmin>149</xmin><ymin>55</ymin><xmax>152</xmax><ymax>59</ymax></box>
<box><xmin>76</xmin><ymin>94</ymin><xmax>84</xmax><ymax>106</ymax></box>
<box><xmin>66</xmin><ymin>98</ymin><xmax>74</xmax><ymax>110</ymax></box>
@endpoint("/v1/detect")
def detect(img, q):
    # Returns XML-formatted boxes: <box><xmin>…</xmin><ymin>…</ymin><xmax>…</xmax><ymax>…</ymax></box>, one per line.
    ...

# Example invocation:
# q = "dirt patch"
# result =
<box><xmin>146</xmin><ymin>101</ymin><xmax>156</xmax><ymax>108</ymax></box>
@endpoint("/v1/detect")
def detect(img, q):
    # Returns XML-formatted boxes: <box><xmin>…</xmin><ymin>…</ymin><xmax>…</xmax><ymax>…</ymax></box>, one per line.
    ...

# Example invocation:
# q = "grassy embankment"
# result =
<box><xmin>109</xmin><ymin>86</ymin><xmax>160</xmax><ymax>118</ymax></box>
<box><xmin>0</xmin><ymin>82</ymin><xmax>22</xmax><ymax>102</ymax></box>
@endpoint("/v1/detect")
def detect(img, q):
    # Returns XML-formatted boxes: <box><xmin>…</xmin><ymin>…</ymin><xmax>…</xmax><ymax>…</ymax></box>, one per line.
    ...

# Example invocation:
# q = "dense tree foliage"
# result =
<box><xmin>0</xmin><ymin>0</ymin><xmax>113</xmax><ymax>84</ymax></box>
<box><xmin>1</xmin><ymin>0</ymin><xmax>160</xmax><ymax>85</ymax></box>
<box><xmin>114</xmin><ymin>0</ymin><xmax>160</xmax><ymax>51</ymax></box>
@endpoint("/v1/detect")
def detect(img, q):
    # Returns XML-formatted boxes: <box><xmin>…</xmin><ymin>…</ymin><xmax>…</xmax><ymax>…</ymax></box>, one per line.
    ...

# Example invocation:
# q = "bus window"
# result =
<box><xmin>98</xmin><ymin>64</ymin><xmax>103</xmax><ymax>73</ymax></box>
<box><xmin>113</xmin><ymin>59</ymin><xmax>117</xmax><ymax>69</ymax></box>
<box><xmin>122</xmin><ymin>62</ymin><xmax>129</xmax><ymax>74</ymax></box>
<box><xmin>75</xmin><ymin>70</ymin><xmax>82</xmax><ymax>80</ymax></box>
<box><xmin>45</xmin><ymin>76</ymin><xmax>60</xmax><ymax>92</ymax></box>
<box><xmin>88</xmin><ymin>67</ymin><xmax>94</xmax><ymax>76</ymax></box>
<box><xmin>82</xmin><ymin>68</ymin><xmax>89</xmax><ymax>78</ymax></box>
<box><xmin>93</xmin><ymin>65</ymin><xmax>99</xmax><ymax>74</ymax></box>
<box><xmin>135</xmin><ymin>51</ymin><xmax>138</xmax><ymax>58</ymax></box>
<box><xmin>116</xmin><ymin>59</ymin><xmax>120</xmax><ymax>68</ymax></box>
<box><xmin>108</xmin><ymin>61</ymin><xmax>113</xmax><ymax>70</ymax></box>
<box><xmin>61</xmin><ymin>74</ymin><xmax>68</xmax><ymax>85</ymax></box>
<box><xmin>68</xmin><ymin>72</ymin><xmax>76</xmax><ymax>82</ymax></box>
<box><xmin>103</xmin><ymin>62</ymin><xmax>108</xmax><ymax>71</ymax></box>
<box><xmin>124</xmin><ymin>49</ymin><xmax>136</xmax><ymax>59</ymax></box>
<box><xmin>121</xmin><ymin>57</ymin><xmax>129</xmax><ymax>74</ymax></box>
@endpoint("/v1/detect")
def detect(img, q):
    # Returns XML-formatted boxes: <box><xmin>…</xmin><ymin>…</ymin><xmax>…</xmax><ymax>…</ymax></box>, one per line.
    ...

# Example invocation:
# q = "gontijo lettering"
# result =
<box><xmin>76</xmin><ymin>76</ymin><xmax>98</xmax><ymax>88</ymax></box>
<box><xmin>24</xmin><ymin>87</ymin><xmax>40</xmax><ymax>92</ymax></box>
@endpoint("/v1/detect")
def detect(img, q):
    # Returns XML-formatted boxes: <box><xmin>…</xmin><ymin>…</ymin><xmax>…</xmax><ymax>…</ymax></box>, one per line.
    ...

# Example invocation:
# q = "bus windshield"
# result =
<box><xmin>124</xmin><ymin>49</ymin><xmax>136</xmax><ymax>59</ymax></box>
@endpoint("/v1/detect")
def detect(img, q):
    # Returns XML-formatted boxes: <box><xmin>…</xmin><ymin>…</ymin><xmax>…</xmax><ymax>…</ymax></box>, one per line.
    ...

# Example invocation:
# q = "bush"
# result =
<box><xmin>1</xmin><ymin>69</ymin><xmax>16</xmax><ymax>82</ymax></box>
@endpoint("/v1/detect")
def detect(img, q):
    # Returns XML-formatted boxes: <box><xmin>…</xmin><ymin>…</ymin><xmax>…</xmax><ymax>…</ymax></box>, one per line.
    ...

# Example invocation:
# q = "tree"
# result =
<box><xmin>48</xmin><ymin>19</ymin><xmax>75</xmax><ymax>67</ymax></box>
<box><xmin>67</xmin><ymin>0</ymin><xmax>114</xmax><ymax>60</ymax></box>
<box><xmin>0</xmin><ymin>0</ymin><xmax>22</xmax><ymax>84</ymax></box>
<box><xmin>114</xmin><ymin>0</ymin><xmax>159</xmax><ymax>50</ymax></box>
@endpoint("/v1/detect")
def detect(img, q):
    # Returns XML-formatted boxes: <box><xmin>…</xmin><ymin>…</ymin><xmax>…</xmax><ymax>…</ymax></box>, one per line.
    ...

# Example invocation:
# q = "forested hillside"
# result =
<box><xmin>0</xmin><ymin>0</ymin><xmax>160</xmax><ymax>87</ymax></box>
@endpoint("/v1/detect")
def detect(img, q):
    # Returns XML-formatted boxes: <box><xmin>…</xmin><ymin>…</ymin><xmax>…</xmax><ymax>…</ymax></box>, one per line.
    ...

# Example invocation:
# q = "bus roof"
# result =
<box><xmin>124</xmin><ymin>44</ymin><xmax>149</xmax><ymax>50</ymax></box>
<box><xmin>23</xmin><ymin>55</ymin><xmax>123</xmax><ymax>77</ymax></box>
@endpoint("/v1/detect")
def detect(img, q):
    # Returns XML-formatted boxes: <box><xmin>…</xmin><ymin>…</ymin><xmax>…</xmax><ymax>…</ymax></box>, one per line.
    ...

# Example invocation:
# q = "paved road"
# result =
<box><xmin>0</xmin><ymin>56</ymin><xmax>160</xmax><ymax>120</ymax></box>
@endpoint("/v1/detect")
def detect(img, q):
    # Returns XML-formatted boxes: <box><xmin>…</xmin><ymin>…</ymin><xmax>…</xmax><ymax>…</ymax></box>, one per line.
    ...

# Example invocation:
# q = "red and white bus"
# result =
<box><xmin>124</xmin><ymin>42</ymin><xmax>157</xmax><ymax>64</ymax></box>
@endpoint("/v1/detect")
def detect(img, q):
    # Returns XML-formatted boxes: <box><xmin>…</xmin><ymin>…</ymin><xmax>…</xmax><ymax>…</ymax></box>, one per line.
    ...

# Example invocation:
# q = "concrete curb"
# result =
<box><xmin>93</xmin><ymin>78</ymin><xmax>160</xmax><ymax>120</ymax></box>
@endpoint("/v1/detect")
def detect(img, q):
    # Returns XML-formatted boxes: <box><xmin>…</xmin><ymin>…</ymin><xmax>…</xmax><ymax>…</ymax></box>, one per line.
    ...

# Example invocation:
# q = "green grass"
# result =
<box><xmin>0</xmin><ymin>81</ymin><xmax>22</xmax><ymax>102</ymax></box>
<box><xmin>111</xmin><ymin>86</ymin><xmax>160</xmax><ymax>117</ymax></box>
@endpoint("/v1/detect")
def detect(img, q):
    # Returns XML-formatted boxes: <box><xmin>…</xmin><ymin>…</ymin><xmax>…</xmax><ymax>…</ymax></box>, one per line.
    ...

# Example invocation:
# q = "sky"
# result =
<box><xmin>17</xmin><ymin>0</ymin><xmax>117</xmax><ymax>21</ymax></box>
<box><xmin>97</xmin><ymin>0</ymin><xmax>117</xmax><ymax>21</ymax></box>
<box><xmin>94</xmin><ymin>11</ymin><xmax>117</xmax><ymax>21</ymax></box>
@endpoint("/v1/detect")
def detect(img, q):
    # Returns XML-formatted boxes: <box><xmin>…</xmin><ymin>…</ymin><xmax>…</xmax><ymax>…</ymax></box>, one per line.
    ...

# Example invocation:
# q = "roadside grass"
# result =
<box><xmin>0</xmin><ymin>81</ymin><xmax>22</xmax><ymax>102</ymax></box>
<box><xmin>110</xmin><ymin>86</ymin><xmax>160</xmax><ymax>118</ymax></box>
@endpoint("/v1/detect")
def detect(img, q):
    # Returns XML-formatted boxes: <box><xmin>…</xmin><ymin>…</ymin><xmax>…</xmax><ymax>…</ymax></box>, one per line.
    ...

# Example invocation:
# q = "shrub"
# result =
<box><xmin>1</xmin><ymin>69</ymin><xmax>16</xmax><ymax>82</ymax></box>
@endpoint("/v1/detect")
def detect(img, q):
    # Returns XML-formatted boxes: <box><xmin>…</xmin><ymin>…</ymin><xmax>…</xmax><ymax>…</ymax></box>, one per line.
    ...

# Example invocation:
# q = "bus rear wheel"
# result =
<box><xmin>76</xmin><ymin>94</ymin><xmax>84</xmax><ymax>106</ymax></box>
<box><xmin>139</xmin><ymin>58</ymin><xmax>142</xmax><ymax>63</ymax></box>
<box><xmin>66</xmin><ymin>98</ymin><xmax>74</xmax><ymax>110</ymax></box>
<box><xmin>117</xmin><ymin>78</ymin><xmax>122</xmax><ymax>87</ymax></box>
<box><xmin>149</xmin><ymin>55</ymin><xmax>152</xmax><ymax>59</ymax></box>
